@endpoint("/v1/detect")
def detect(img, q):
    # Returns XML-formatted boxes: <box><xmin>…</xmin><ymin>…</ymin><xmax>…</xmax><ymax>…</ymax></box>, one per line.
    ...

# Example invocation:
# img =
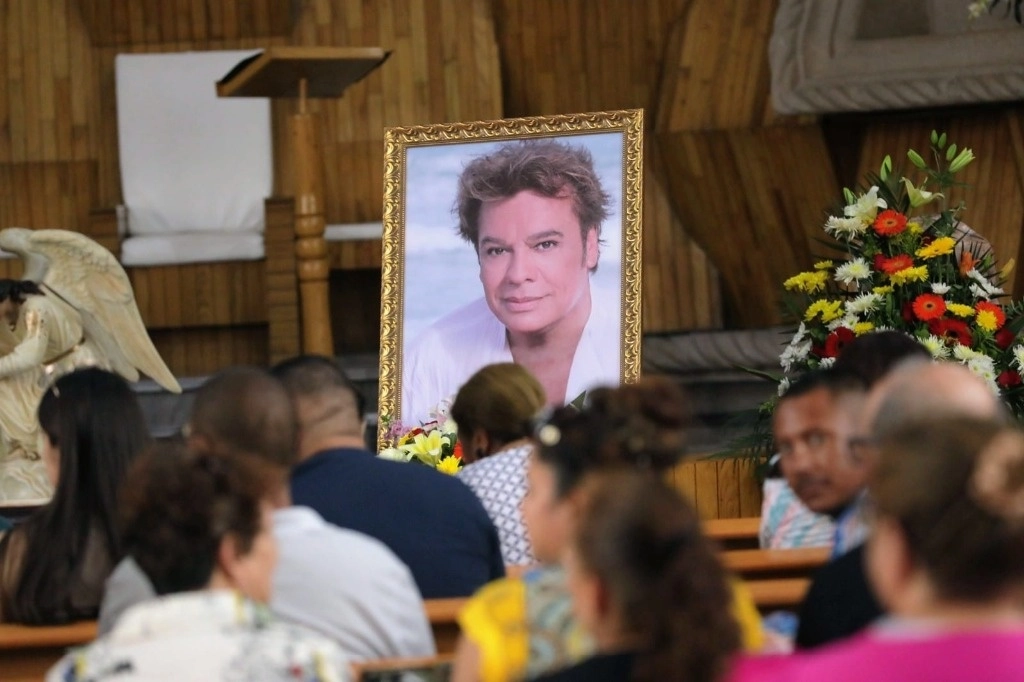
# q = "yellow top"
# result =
<box><xmin>459</xmin><ymin>569</ymin><xmax>764</xmax><ymax>682</ymax></box>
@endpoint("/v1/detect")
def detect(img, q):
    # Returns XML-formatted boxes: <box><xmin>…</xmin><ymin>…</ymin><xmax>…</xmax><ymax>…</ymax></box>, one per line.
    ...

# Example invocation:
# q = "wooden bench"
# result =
<box><xmin>703</xmin><ymin>517</ymin><xmax>761</xmax><ymax>549</ymax></box>
<box><xmin>722</xmin><ymin>547</ymin><xmax>830</xmax><ymax>580</ymax></box>
<box><xmin>0</xmin><ymin>620</ymin><xmax>96</xmax><ymax>682</ymax></box>
<box><xmin>353</xmin><ymin>654</ymin><xmax>453</xmax><ymax>681</ymax></box>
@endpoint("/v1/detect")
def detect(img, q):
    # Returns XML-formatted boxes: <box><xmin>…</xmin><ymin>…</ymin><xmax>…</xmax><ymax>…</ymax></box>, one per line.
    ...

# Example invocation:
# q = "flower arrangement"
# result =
<box><xmin>378</xmin><ymin>403</ymin><xmax>463</xmax><ymax>474</ymax></box>
<box><xmin>779</xmin><ymin>131</ymin><xmax>1024</xmax><ymax>417</ymax></box>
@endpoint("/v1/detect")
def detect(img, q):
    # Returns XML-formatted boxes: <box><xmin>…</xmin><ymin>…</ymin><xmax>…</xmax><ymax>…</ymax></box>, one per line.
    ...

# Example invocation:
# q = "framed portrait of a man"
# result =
<box><xmin>378</xmin><ymin>110</ymin><xmax>643</xmax><ymax>434</ymax></box>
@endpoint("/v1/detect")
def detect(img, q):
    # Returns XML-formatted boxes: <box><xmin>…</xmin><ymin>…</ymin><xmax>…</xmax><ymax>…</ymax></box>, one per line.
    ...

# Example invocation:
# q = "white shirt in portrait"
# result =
<box><xmin>401</xmin><ymin>288</ymin><xmax>621</xmax><ymax>425</ymax></box>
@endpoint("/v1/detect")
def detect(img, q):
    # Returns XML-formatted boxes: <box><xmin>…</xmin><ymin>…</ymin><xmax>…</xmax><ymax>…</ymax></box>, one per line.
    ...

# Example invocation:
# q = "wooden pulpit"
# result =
<box><xmin>217</xmin><ymin>47</ymin><xmax>389</xmax><ymax>356</ymax></box>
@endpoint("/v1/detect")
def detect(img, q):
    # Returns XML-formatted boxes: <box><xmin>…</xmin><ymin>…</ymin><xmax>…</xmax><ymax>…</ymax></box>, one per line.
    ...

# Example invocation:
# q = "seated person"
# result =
<box><xmin>49</xmin><ymin>445</ymin><xmax>351</xmax><ymax>681</ymax></box>
<box><xmin>453</xmin><ymin>362</ymin><xmax>546</xmax><ymax>566</ymax></box>
<box><xmin>796</xmin><ymin>359</ymin><xmax>1005</xmax><ymax>649</ymax></box>
<box><xmin>272</xmin><ymin>355</ymin><xmax>504</xmax><ymax>599</ymax></box>
<box><xmin>764</xmin><ymin>331</ymin><xmax>930</xmax><ymax>552</ymax></box>
<box><xmin>535</xmin><ymin>471</ymin><xmax>742</xmax><ymax>682</ymax></box>
<box><xmin>731</xmin><ymin>415</ymin><xmax>1024</xmax><ymax>682</ymax></box>
<box><xmin>758</xmin><ymin>459</ymin><xmax>834</xmax><ymax>550</ymax></box>
<box><xmin>451</xmin><ymin>379</ymin><xmax>763</xmax><ymax>682</ymax></box>
<box><xmin>100</xmin><ymin>367</ymin><xmax>434</xmax><ymax>661</ymax></box>
<box><xmin>0</xmin><ymin>368</ymin><xmax>151</xmax><ymax>623</ymax></box>
<box><xmin>772</xmin><ymin>370</ymin><xmax>869</xmax><ymax>557</ymax></box>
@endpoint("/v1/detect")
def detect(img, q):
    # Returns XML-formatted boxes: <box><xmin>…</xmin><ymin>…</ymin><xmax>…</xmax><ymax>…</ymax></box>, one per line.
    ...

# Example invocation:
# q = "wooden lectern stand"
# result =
<box><xmin>217</xmin><ymin>47</ymin><xmax>389</xmax><ymax>356</ymax></box>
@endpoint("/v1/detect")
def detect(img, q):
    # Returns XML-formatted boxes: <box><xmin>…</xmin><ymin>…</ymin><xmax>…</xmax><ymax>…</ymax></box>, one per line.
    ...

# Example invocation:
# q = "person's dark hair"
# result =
<box><xmin>0</xmin><ymin>279</ymin><xmax>43</xmax><ymax>303</ymax></box>
<box><xmin>455</xmin><ymin>139</ymin><xmax>611</xmax><ymax>258</ymax></box>
<box><xmin>534</xmin><ymin>378</ymin><xmax>689</xmax><ymax>498</ymax></box>
<box><xmin>450</xmin><ymin>363</ymin><xmax>545</xmax><ymax>460</ymax></box>
<box><xmin>270</xmin><ymin>354</ymin><xmax>366</xmax><ymax>423</ymax></box>
<box><xmin>832</xmin><ymin>331</ymin><xmax>930</xmax><ymax>388</ymax></box>
<box><xmin>574</xmin><ymin>471</ymin><xmax>740</xmax><ymax>682</ymax></box>
<box><xmin>0</xmin><ymin>368</ymin><xmax>151</xmax><ymax>624</ymax></box>
<box><xmin>120</xmin><ymin>443</ymin><xmax>273</xmax><ymax>595</ymax></box>
<box><xmin>188</xmin><ymin>366</ymin><xmax>298</xmax><ymax>470</ymax></box>
<box><xmin>777</xmin><ymin>367</ymin><xmax>865</xmax><ymax>404</ymax></box>
<box><xmin>873</xmin><ymin>416</ymin><xmax>1024</xmax><ymax>602</ymax></box>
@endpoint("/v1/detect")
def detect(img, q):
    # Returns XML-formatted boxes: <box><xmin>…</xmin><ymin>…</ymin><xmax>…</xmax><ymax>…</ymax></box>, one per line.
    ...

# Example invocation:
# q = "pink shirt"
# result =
<box><xmin>730</xmin><ymin>623</ymin><xmax>1024</xmax><ymax>682</ymax></box>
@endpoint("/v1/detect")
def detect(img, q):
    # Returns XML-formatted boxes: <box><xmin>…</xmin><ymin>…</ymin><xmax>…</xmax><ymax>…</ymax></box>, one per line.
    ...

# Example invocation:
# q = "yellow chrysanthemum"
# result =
<box><xmin>889</xmin><ymin>266</ymin><xmax>929</xmax><ymax>286</ymax></box>
<box><xmin>853</xmin><ymin>322</ymin><xmax>875</xmax><ymax>336</ymax></box>
<box><xmin>907</xmin><ymin>221</ymin><xmax>924</xmax><ymax>235</ymax></box>
<box><xmin>976</xmin><ymin>310</ymin><xmax>999</xmax><ymax>333</ymax></box>
<box><xmin>915</xmin><ymin>236</ymin><xmax>956</xmax><ymax>260</ymax></box>
<box><xmin>814</xmin><ymin>260</ymin><xmax>834</xmax><ymax>270</ymax></box>
<box><xmin>436</xmin><ymin>455</ymin><xmax>461</xmax><ymax>475</ymax></box>
<box><xmin>947</xmin><ymin>303</ymin><xmax>975</xmax><ymax>318</ymax></box>
<box><xmin>873</xmin><ymin>285</ymin><xmax>893</xmax><ymax>295</ymax></box>
<box><xmin>784</xmin><ymin>271</ymin><xmax>829</xmax><ymax>293</ymax></box>
<box><xmin>805</xmin><ymin>299</ymin><xmax>844</xmax><ymax>323</ymax></box>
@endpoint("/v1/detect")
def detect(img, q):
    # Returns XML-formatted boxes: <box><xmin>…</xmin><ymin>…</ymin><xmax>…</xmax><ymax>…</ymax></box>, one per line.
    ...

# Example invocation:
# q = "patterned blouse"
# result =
<box><xmin>457</xmin><ymin>442</ymin><xmax>535</xmax><ymax>566</ymax></box>
<box><xmin>47</xmin><ymin>590</ymin><xmax>351</xmax><ymax>681</ymax></box>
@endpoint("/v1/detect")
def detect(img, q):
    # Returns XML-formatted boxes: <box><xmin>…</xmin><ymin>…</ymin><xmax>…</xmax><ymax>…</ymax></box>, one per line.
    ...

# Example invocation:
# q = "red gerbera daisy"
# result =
<box><xmin>876</xmin><ymin>254</ymin><xmax>914</xmax><ymax>275</ymax></box>
<box><xmin>928</xmin><ymin>317</ymin><xmax>974</xmax><ymax>347</ymax></box>
<box><xmin>822</xmin><ymin>327</ymin><xmax>856</xmax><ymax>359</ymax></box>
<box><xmin>998</xmin><ymin>370</ymin><xmax>1022</xmax><ymax>389</ymax></box>
<box><xmin>873</xmin><ymin>209</ymin><xmax>908</xmax><ymax>236</ymax></box>
<box><xmin>912</xmin><ymin>294</ymin><xmax>946</xmax><ymax>321</ymax></box>
<box><xmin>453</xmin><ymin>441</ymin><xmax>464</xmax><ymax>460</ymax></box>
<box><xmin>996</xmin><ymin>328</ymin><xmax>1016</xmax><ymax>350</ymax></box>
<box><xmin>976</xmin><ymin>301</ymin><xmax>1007</xmax><ymax>330</ymax></box>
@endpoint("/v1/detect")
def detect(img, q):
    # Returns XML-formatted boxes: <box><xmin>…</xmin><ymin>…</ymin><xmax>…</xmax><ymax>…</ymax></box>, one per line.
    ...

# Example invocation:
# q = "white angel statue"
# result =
<box><xmin>0</xmin><ymin>228</ymin><xmax>180</xmax><ymax>504</ymax></box>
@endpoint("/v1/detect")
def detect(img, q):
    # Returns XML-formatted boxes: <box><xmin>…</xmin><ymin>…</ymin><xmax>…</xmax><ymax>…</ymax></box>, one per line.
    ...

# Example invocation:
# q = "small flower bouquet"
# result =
<box><xmin>378</xmin><ymin>402</ymin><xmax>463</xmax><ymax>474</ymax></box>
<box><xmin>780</xmin><ymin>131</ymin><xmax>1024</xmax><ymax>417</ymax></box>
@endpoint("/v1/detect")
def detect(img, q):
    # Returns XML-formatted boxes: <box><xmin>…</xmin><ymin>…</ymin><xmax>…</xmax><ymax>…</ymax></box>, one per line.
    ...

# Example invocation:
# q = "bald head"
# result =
<box><xmin>868</xmin><ymin>360</ymin><xmax>1007</xmax><ymax>440</ymax></box>
<box><xmin>188</xmin><ymin>366</ymin><xmax>298</xmax><ymax>470</ymax></box>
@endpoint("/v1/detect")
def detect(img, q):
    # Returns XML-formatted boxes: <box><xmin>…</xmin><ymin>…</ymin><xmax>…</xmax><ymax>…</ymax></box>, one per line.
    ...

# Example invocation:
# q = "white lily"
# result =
<box><xmin>844</xmin><ymin>186</ymin><xmax>886</xmax><ymax>224</ymax></box>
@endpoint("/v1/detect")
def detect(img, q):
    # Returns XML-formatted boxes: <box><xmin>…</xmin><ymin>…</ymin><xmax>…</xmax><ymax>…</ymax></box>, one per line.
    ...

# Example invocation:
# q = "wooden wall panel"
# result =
<box><xmin>127</xmin><ymin>260</ymin><xmax>266</xmax><ymax>329</ymax></box>
<box><xmin>0</xmin><ymin>161</ymin><xmax>97</xmax><ymax>230</ymax></box>
<box><xmin>669</xmin><ymin>458</ymin><xmax>762</xmax><ymax>520</ymax></box>
<box><xmin>653</xmin><ymin>0</ymin><xmax>839</xmax><ymax>328</ymax></box>
<box><xmin>74</xmin><ymin>0</ymin><xmax>299</xmax><ymax>46</ymax></box>
<box><xmin>149</xmin><ymin>325</ymin><xmax>269</xmax><ymax>377</ymax></box>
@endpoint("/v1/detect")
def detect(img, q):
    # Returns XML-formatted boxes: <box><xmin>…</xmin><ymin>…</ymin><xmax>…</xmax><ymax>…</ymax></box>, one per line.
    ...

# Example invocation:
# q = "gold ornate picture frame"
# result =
<box><xmin>378</xmin><ymin>109</ymin><xmax>643</xmax><ymax>444</ymax></box>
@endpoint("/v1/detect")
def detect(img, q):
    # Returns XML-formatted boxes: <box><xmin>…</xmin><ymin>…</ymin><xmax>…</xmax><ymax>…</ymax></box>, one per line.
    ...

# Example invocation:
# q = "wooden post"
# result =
<box><xmin>291</xmin><ymin>77</ymin><xmax>333</xmax><ymax>356</ymax></box>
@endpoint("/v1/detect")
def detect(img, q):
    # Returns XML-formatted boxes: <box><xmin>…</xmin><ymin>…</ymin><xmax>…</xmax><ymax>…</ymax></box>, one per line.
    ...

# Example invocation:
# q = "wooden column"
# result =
<box><xmin>291</xmin><ymin>80</ymin><xmax>333</xmax><ymax>355</ymax></box>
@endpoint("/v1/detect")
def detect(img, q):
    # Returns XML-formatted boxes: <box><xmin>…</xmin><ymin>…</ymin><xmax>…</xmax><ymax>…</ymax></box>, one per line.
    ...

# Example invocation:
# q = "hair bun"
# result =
<box><xmin>970</xmin><ymin>430</ymin><xmax>1024</xmax><ymax>525</ymax></box>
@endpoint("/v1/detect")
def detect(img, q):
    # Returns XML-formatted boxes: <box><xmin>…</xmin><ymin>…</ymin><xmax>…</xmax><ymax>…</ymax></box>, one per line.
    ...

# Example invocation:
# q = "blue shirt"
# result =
<box><xmin>290</xmin><ymin>447</ymin><xmax>505</xmax><ymax>598</ymax></box>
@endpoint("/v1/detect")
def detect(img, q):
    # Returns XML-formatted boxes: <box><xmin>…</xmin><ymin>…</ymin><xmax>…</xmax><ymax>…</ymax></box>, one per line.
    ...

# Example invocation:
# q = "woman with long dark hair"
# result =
<box><xmin>0</xmin><ymin>367</ymin><xmax>152</xmax><ymax>623</ymax></box>
<box><xmin>536</xmin><ymin>470</ymin><xmax>741</xmax><ymax>682</ymax></box>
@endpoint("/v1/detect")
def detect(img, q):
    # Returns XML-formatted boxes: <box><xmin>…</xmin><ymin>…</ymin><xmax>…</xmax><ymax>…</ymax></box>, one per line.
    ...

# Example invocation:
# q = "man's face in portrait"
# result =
<box><xmin>477</xmin><ymin>190</ymin><xmax>598</xmax><ymax>336</ymax></box>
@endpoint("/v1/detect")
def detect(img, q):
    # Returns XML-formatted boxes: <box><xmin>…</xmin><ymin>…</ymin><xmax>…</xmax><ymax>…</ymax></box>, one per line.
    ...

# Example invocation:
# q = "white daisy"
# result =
<box><xmin>828</xmin><ymin>314</ymin><xmax>859</xmax><ymax>332</ymax></box>
<box><xmin>930</xmin><ymin>282</ymin><xmax>951</xmax><ymax>295</ymax></box>
<box><xmin>818</xmin><ymin>357</ymin><xmax>836</xmax><ymax>369</ymax></box>
<box><xmin>824</xmin><ymin>215</ymin><xmax>869</xmax><ymax>239</ymax></box>
<box><xmin>846</xmin><ymin>293</ymin><xmax>881</xmax><ymax>316</ymax></box>
<box><xmin>1012</xmin><ymin>345</ymin><xmax>1024</xmax><ymax>373</ymax></box>
<box><xmin>921</xmin><ymin>335</ymin><xmax>950</xmax><ymax>359</ymax></box>
<box><xmin>780</xmin><ymin>341</ymin><xmax>811</xmax><ymax>373</ymax></box>
<box><xmin>834</xmin><ymin>258</ymin><xmax>871</xmax><ymax>286</ymax></box>
<box><xmin>970</xmin><ymin>284</ymin><xmax>992</xmax><ymax>301</ymax></box>
<box><xmin>777</xmin><ymin>377</ymin><xmax>791</xmax><ymax>397</ymax></box>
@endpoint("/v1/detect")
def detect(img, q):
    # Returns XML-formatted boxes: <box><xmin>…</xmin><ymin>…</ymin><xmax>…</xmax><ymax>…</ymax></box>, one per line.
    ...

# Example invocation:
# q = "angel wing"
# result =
<box><xmin>0</xmin><ymin>228</ymin><xmax>182</xmax><ymax>393</ymax></box>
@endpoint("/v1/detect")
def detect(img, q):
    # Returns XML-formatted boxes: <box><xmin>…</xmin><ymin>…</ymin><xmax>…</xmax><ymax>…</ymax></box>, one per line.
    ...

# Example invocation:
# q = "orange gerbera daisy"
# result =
<box><xmin>912</xmin><ymin>293</ymin><xmax>946</xmax><ymax>321</ymax></box>
<box><xmin>875</xmin><ymin>254</ymin><xmax>914</xmax><ymax>275</ymax></box>
<box><xmin>873</xmin><ymin>209</ymin><xmax>908</xmax><ymax>236</ymax></box>
<box><xmin>976</xmin><ymin>301</ymin><xmax>1007</xmax><ymax>330</ymax></box>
